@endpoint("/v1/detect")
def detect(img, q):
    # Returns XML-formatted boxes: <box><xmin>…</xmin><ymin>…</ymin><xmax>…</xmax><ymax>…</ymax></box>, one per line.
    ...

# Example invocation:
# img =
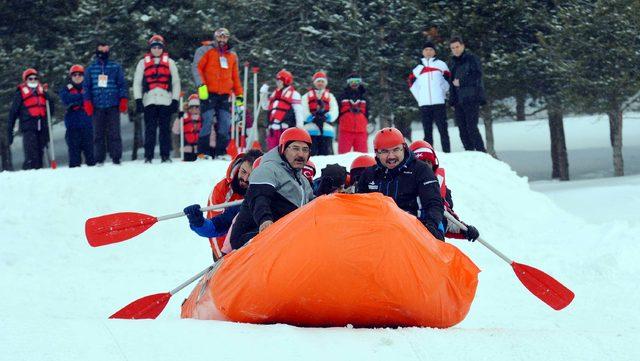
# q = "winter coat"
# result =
<box><xmin>83</xmin><ymin>58</ymin><xmax>128</xmax><ymax>109</ymax></box>
<box><xmin>337</xmin><ymin>85</ymin><xmax>369</xmax><ymax>133</ymax></box>
<box><xmin>8</xmin><ymin>85</ymin><xmax>53</xmax><ymax>135</ymax></box>
<box><xmin>197</xmin><ymin>45</ymin><xmax>243</xmax><ymax>96</ymax></box>
<box><xmin>59</xmin><ymin>82</ymin><xmax>92</xmax><ymax>129</ymax></box>
<box><xmin>409</xmin><ymin>57</ymin><xmax>450</xmax><ymax>106</ymax></box>
<box><xmin>356</xmin><ymin>149</ymin><xmax>444</xmax><ymax>240</ymax></box>
<box><xmin>229</xmin><ymin>147</ymin><xmax>314</xmax><ymax>249</ymax></box>
<box><xmin>301</xmin><ymin>89</ymin><xmax>339</xmax><ymax>137</ymax></box>
<box><xmin>449</xmin><ymin>50</ymin><xmax>486</xmax><ymax>106</ymax></box>
<box><xmin>133</xmin><ymin>53</ymin><xmax>181</xmax><ymax>106</ymax></box>
<box><xmin>192</xmin><ymin>41</ymin><xmax>213</xmax><ymax>86</ymax></box>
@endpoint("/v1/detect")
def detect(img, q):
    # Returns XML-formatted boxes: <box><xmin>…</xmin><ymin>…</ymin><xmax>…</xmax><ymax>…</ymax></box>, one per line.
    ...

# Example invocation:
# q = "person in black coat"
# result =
<box><xmin>356</xmin><ymin>127</ymin><xmax>445</xmax><ymax>240</ymax></box>
<box><xmin>449</xmin><ymin>36</ymin><xmax>486</xmax><ymax>152</ymax></box>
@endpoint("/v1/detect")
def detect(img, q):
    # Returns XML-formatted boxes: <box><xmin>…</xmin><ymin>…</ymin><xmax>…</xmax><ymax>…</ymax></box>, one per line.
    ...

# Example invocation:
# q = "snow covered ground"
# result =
<box><xmin>1</xmin><ymin>150</ymin><xmax>639</xmax><ymax>360</ymax></box>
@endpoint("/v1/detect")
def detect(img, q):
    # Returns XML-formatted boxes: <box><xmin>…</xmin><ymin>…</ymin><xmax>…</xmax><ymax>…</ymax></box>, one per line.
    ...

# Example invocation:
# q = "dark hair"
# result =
<box><xmin>96</xmin><ymin>40</ymin><xmax>109</xmax><ymax>48</ymax></box>
<box><xmin>242</xmin><ymin>149</ymin><xmax>263</xmax><ymax>165</ymax></box>
<box><xmin>449</xmin><ymin>36</ymin><xmax>464</xmax><ymax>45</ymax></box>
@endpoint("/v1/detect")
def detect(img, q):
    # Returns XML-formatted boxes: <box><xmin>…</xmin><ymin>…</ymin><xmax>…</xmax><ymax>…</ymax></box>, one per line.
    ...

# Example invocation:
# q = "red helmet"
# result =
<box><xmin>350</xmin><ymin>155</ymin><xmax>376</xmax><ymax>171</ymax></box>
<box><xmin>409</xmin><ymin>140</ymin><xmax>438</xmax><ymax>167</ymax></box>
<box><xmin>22</xmin><ymin>68</ymin><xmax>38</xmax><ymax>81</ymax></box>
<box><xmin>148</xmin><ymin>34</ymin><xmax>165</xmax><ymax>47</ymax></box>
<box><xmin>252</xmin><ymin>156</ymin><xmax>263</xmax><ymax>170</ymax></box>
<box><xmin>302</xmin><ymin>160</ymin><xmax>316</xmax><ymax>182</ymax></box>
<box><xmin>278</xmin><ymin>127</ymin><xmax>312</xmax><ymax>153</ymax></box>
<box><xmin>373</xmin><ymin>127</ymin><xmax>405</xmax><ymax>151</ymax></box>
<box><xmin>68</xmin><ymin>64</ymin><xmax>84</xmax><ymax>75</ymax></box>
<box><xmin>312</xmin><ymin>71</ymin><xmax>327</xmax><ymax>84</ymax></box>
<box><xmin>276</xmin><ymin>69</ymin><xmax>293</xmax><ymax>86</ymax></box>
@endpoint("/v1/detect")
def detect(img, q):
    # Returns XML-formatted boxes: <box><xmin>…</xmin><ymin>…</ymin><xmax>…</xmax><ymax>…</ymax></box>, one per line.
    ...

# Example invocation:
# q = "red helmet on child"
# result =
<box><xmin>68</xmin><ymin>65</ymin><xmax>84</xmax><ymax>75</ymax></box>
<box><xmin>302</xmin><ymin>160</ymin><xmax>316</xmax><ymax>182</ymax></box>
<box><xmin>373</xmin><ymin>127</ymin><xmax>405</xmax><ymax>151</ymax></box>
<box><xmin>22</xmin><ymin>68</ymin><xmax>38</xmax><ymax>81</ymax></box>
<box><xmin>409</xmin><ymin>140</ymin><xmax>439</xmax><ymax>168</ymax></box>
<box><xmin>278</xmin><ymin>127</ymin><xmax>312</xmax><ymax>154</ymax></box>
<box><xmin>148</xmin><ymin>34</ymin><xmax>165</xmax><ymax>47</ymax></box>
<box><xmin>276</xmin><ymin>69</ymin><xmax>294</xmax><ymax>86</ymax></box>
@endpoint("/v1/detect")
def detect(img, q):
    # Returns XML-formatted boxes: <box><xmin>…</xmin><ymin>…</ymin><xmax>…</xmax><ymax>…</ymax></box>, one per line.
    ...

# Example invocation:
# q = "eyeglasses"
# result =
<box><xmin>71</xmin><ymin>73</ymin><xmax>84</xmax><ymax>77</ymax></box>
<box><xmin>376</xmin><ymin>146</ymin><xmax>404</xmax><ymax>156</ymax></box>
<box><xmin>27</xmin><ymin>76</ymin><xmax>38</xmax><ymax>81</ymax></box>
<box><xmin>287</xmin><ymin>145</ymin><xmax>310</xmax><ymax>154</ymax></box>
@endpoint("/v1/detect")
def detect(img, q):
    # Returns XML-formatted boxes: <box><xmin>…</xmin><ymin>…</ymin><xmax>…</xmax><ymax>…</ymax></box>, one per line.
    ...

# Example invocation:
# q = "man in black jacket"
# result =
<box><xmin>229</xmin><ymin>128</ymin><xmax>315</xmax><ymax>249</ymax></box>
<box><xmin>449</xmin><ymin>36</ymin><xmax>486</xmax><ymax>152</ymax></box>
<box><xmin>356</xmin><ymin>127</ymin><xmax>445</xmax><ymax>240</ymax></box>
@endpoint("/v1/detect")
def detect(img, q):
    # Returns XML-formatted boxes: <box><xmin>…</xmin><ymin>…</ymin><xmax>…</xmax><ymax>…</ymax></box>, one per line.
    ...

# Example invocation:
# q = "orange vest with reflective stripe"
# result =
<box><xmin>182</xmin><ymin>113</ymin><xmax>202</xmax><ymax>145</ymax></box>
<box><xmin>19</xmin><ymin>84</ymin><xmax>46</xmax><ymax>118</ymax></box>
<box><xmin>143</xmin><ymin>53</ymin><xmax>171</xmax><ymax>91</ymax></box>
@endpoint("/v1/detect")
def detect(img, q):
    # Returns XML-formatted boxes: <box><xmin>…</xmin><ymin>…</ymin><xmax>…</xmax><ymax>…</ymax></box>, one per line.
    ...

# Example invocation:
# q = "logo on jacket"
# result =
<box><xmin>367</xmin><ymin>181</ymin><xmax>378</xmax><ymax>190</ymax></box>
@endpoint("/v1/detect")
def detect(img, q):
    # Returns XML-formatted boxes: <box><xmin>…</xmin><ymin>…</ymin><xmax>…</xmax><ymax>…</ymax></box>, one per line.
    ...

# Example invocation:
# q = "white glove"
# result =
<box><xmin>259</xmin><ymin>84</ymin><xmax>269</xmax><ymax>94</ymax></box>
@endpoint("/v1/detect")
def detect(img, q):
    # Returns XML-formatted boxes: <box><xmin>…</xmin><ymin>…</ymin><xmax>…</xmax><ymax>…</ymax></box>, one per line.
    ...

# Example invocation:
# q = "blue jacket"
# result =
<box><xmin>190</xmin><ymin>205</ymin><xmax>240</xmax><ymax>238</ymax></box>
<box><xmin>59</xmin><ymin>83</ymin><xmax>92</xmax><ymax>129</ymax></box>
<box><xmin>83</xmin><ymin>59</ymin><xmax>128</xmax><ymax>109</ymax></box>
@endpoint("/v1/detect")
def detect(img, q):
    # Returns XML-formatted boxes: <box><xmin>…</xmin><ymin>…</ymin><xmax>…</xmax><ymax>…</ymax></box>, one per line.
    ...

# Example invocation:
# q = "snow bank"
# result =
<box><xmin>0</xmin><ymin>153</ymin><xmax>638</xmax><ymax>360</ymax></box>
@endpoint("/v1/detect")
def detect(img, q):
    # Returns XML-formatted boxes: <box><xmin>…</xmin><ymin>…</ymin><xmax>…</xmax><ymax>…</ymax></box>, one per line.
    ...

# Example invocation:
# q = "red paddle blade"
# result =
<box><xmin>512</xmin><ymin>262</ymin><xmax>575</xmax><ymax>310</ymax></box>
<box><xmin>109</xmin><ymin>292</ymin><xmax>171</xmax><ymax>319</ymax></box>
<box><xmin>85</xmin><ymin>212</ymin><xmax>158</xmax><ymax>247</ymax></box>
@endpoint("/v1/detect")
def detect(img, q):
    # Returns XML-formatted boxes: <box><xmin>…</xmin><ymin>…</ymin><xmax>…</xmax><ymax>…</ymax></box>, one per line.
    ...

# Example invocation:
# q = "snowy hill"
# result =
<box><xmin>0</xmin><ymin>153</ymin><xmax>638</xmax><ymax>360</ymax></box>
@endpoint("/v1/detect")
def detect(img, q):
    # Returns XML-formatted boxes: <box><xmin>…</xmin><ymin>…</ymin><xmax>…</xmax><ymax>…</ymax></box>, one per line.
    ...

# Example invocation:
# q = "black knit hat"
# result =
<box><xmin>423</xmin><ymin>41</ymin><xmax>436</xmax><ymax>51</ymax></box>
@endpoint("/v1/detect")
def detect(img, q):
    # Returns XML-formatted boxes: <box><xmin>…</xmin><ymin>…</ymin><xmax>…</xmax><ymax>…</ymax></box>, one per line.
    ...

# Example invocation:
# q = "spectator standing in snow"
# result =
<box><xmin>229</xmin><ymin>128</ymin><xmax>314</xmax><ymax>249</ymax></box>
<box><xmin>191</xmin><ymin>38</ymin><xmax>215</xmax><ymax>156</ymax></box>
<box><xmin>260</xmin><ymin>69</ymin><xmax>304</xmax><ymax>150</ymax></box>
<box><xmin>133</xmin><ymin>34</ymin><xmax>181</xmax><ymax>163</ymax></box>
<box><xmin>337</xmin><ymin>75</ymin><xmax>369</xmax><ymax>154</ymax></box>
<box><xmin>197</xmin><ymin>27</ymin><xmax>244</xmax><ymax>158</ymax></box>
<box><xmin>449</xmin><ymin>36</ymin><xmax>486</xmax><ymax>152</ymax></box>
<box><xmin>8</xmin><ymin>68</ymin><xmax>54</xmax><ymax>170</ymax></box>
<box><xmin>356</xmin><ymin>127</ymin><xmax>444</xmax><ymax>240</ymax></box>
<box><xmin>301</xmin><ymin>71</ymin><xmax>339</xmax><ymax>156</ymax></box>
<box><xmin>409</xmin><ymin>140</ymin><xmax>479</xmax><ymax>242</ymax></box>
<box><xmin>171</xmin><ymin>94</ymin><xmax>203</xmax><ymax>161</ymax></box>
<box><xmin>409</xmin><ymin>41</ymin><xmax>451</xmax><ymax>153</ymax></box>
<box><xmin>83</xmin><ymin>41</ymin><xmax>129</xmax><ymax>165</ymax></box>
<box><xmin>59</xmin><ymin>65</ymin><xmax>95</xmax><ymax>167</ymax></box>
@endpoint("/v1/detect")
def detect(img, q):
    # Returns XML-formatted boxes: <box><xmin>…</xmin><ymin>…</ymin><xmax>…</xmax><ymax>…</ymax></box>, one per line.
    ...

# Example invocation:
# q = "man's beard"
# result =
<box><xmin>231</xmin><ymin>175</ymin><xmax>248</xmax><ymax>195</ymax></box>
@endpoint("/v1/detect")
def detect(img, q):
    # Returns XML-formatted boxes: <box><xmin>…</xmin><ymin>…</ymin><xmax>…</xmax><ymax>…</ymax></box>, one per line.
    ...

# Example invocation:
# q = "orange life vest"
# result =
<box><xmin>268</xmin><ymin>86</ymin><xmax>296</xmax><ymax>124</ymax></box>
<box><xmin>143</xmin><ymin>53</ymin><xmax>171</xmax><ymax>91</ymax></box>
<box><xmin>308</xmin><ymin>89</ymin><xmax>331</xmax><ymax>114</ymax></box>
<box><xmin>182</xmin><ymin>113</ymin><xmax>202</xmax><ymax>145</ymax></box>
<box><xmin>18</xmin><ymin>84</ymin><xmax>46</xmax><ymax>118</ymax></box>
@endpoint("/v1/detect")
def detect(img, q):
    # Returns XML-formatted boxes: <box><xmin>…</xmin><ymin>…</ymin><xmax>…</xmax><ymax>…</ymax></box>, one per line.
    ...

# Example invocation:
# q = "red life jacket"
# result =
<box><xmin>18</xmin><ymin>83</ymin><xmax>47</xmax><ymax>118</ymax></box>
<box><xmin>308</xmin><ymin>89</ymin><xmax>331</xmax><ymax>114</ymax></box>
<box><xmin>268</xmin><ymin>86</ymin><xmax>296</xmax><ymax>124</ymax></box>
<box><xmin>68</xmin><ymin>84</ymin><xmax>83</xmax><ymax>111</ymax></box>
<box><xmin>143</xmin><ymin>53</ymin><xmax>171</xmax><ymax>91</ymax></box>
<box><xmin>182</xmin><ymin>113</ymin><xmax>202</xmax><ymax>145</ymax></box>
<box><xmin>338</xmin><ymin>99</ymin><xmax>367</xmax><ymax>133</ymax></box>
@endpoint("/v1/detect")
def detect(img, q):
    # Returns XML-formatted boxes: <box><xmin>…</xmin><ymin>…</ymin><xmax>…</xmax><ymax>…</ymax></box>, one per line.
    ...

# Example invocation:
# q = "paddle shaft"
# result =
<box><xmin>156</xmin><ymin>199</ymin><xmax>244</xmax><ymax>222</ymax></box>
<box><xmin>170</xmin><ymin>264</ymin><xmax>215</xmax><ymax>295</ymax></box>
<box><xmin>443</xmin><ymin>211</ymin><xmax>513</xmax><ymax>264</ymax></box>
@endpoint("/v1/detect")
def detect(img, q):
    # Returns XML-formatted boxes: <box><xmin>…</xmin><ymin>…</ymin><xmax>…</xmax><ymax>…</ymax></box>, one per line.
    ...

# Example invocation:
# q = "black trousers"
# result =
<box><xmin>420</xmin><ymin>104</ymin><xmax>450</xmax><ymax>153</ymax></box>
<box><xmin>310</xmin><ymin>135</ymin><xmax>334</xmax><ymax>156</ymax></box>
<box><xmin>93</xmin><ymin>106</ymin><xmax>122</xmax><ymax>163</ymax></box>
<box><xmin>66</xmin><ymin>127</ymin><xmax>95</xmax><ymax>167</ymax></box>
<box><xmin>143</xmin><ymin>104</ymin><xmax>172</xmax><ymax>160</ymax></box>
<box><xmin>454</xmin><ymin>102</ymin><xmax>486</xmax><ymax>152</ymax></box>
<box><xmin>22</xmin><ymin>129</ymin><xmax>47</xmax><ymax>170</ymax></box>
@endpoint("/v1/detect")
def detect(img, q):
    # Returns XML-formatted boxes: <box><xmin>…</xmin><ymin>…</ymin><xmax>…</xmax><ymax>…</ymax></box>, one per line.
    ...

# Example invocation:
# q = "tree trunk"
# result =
<box><xmin>515</xmin><ymin>93</ymin><xmax>526</xmax><ymax>121</ymax></box>
<box><xmin>480</xmin><ymin>103</ymin><xmax>497</xmax><ymax>158</ymax></box>
<box><xmin>608</xmin><ymin>105</ymin><xmax>624</xmax><ymax>177</ymax></box>
<box><xmin>131</xmin><ymin>114</ymin><xmax>142</xmax><ymax>161</ymax></box>
<box><xmin>0</xmin><ymin>135</ymin><xmax>13</xmax><ymax>172</ymax></box>
<box><xmin>547</xmin><ymin>98</ymin><xmax>569</xmax><ymax>180</ymax></box>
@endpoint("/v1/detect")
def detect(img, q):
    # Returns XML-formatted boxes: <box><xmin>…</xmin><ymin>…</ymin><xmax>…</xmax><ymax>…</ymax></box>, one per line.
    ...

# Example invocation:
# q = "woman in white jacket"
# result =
<box><xmin>408</xmin><ymin>42</ymin><xmax>451</xmax><ymax>153</ymax></box>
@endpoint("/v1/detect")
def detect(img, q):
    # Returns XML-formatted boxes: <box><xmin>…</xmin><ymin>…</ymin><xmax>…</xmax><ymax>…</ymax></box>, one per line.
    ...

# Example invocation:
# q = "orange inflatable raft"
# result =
<box><xmin>181</xmin><ymin>193</ymin><xmax>480</xmax><ymax>328</ymax></box>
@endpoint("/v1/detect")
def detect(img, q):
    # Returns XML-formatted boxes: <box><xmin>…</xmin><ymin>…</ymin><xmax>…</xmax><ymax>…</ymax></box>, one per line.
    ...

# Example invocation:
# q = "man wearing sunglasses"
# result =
<box><xmin>336</xmin><ymin>74</ymin><xmax>369</xmax><ymax>154</ymax></box>
<box><xmin>197</xmin><ymin>27</ymin><xmax>243</xmax><ymax>158</ymax></box>
<box><xmin>133</xmin><ymin>34</ymin><xmax>181</xmax><ymax>163</ymax></box>
<box><xmin>59</xmin><ymin>65</ymin><xmax>95</xmax><ymax>167</ymax></box>
<box><xmin>356</xmin><ymin>127</ymin><xmax>445</xmax><ymax>241</ymax></box>
<box><xmin>8</xmin><ymin>68</ymin><xmax>54</xmax><ymax>170</ymax></box>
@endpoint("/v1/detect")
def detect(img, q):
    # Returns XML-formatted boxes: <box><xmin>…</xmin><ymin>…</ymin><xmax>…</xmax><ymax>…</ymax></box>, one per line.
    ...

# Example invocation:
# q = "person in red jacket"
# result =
<box><xmin>172</xmin><ymin>94</ymin><xmax>203</xmax><ymax>161</ymax></box>
<box><xmin>337</xmin><ymin>75</ymin><xmax>369</xmax><ymax>154</ymax></box>
<box><xmin>205</xmin><ymin>149</ymin><xmax>263</xmax><ymax>259</ymax></box>
<box><xmin>409</xmin><ymin>140</ymin><xmax>479</xmax><ymax>242</ymax></box>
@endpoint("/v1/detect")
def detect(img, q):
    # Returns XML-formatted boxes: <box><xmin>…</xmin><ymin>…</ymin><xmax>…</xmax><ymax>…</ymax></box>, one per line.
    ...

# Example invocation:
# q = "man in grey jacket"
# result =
<box><xmin>133</xmin><ymin>34</ymin><xmax>181</xmax><ymax>162</ymax></box>
<box><xmin>229</xmin><ymin>128</ymin><xmax>314</xmax><ymax>249</ymax></box>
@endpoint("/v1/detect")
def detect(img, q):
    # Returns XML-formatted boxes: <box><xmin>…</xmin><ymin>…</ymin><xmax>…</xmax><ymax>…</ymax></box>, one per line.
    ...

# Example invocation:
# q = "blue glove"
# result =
<box><xmin>184</xmin><ymin>204</ymin><xmax>205</xmax><ymax>228</ymax></box>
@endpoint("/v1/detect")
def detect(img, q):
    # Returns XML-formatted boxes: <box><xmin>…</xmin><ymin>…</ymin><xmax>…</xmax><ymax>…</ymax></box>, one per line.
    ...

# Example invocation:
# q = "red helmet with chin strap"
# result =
<box><xmin>276</xmin><ymin>69</ymin><xmax>294</xmax><ymax>86</ymax></box>
<box><xmin>409</xmin><ymin>140</ymin><xmax>438</xmax><ymax>167</ymax></box>
<box><xmin>278</xmin><ymin>127</ymin><xmax>312</xmax><ymax>153</ymax></box>
<box><xmin>373</xmin><ymin>127</ymin><xmax>405</xmax><ymax>151</ymax></box>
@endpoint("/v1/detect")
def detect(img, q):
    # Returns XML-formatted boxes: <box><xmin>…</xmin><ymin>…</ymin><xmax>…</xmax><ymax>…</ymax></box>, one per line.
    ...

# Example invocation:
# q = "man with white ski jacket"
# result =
<box><xmin>133</xmin><ymin>34</ymin><xmax>181</xmax><ymax>163</ymax></box>
<box><xmin>409</xmin><ymin>41</ymin><xmax>451</xmax><ymax>153</ymax></box>
<box><xmin>301</xmin><ymin>71</ymin><xmax>339</xmax><ymax>155</ymax></box>
<box><xmin>229</xmin><ymin>128</ymin><xmax>314</xmax><ymax>250</ymax></box>
<box><xmin>356</xmin><ymin>127</ymin><xmax>445</xmax><ymax>241</ymax></box>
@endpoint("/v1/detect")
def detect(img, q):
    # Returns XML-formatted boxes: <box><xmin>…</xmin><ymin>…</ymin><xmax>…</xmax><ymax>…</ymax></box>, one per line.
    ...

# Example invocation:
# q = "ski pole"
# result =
<box><xmin>45</xmin><ymin>100</ymin><xmax>57</xmax><ymax>169</ymax></box>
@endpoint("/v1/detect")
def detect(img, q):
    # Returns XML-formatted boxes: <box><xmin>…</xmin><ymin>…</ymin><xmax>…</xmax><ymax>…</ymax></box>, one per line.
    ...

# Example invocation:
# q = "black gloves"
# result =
<box><xmin>463</xmin><ymin>225</ymin><xmax>479</xmax><ymax>242</ymax></box>
<box><xmin>136</xmin><ymin>99</ymin><xmax>144</xmax><ymax>114</ymax></box>
<box><xmin>169</xmin><ymin>99</ymin><xmax>179</xmax><ymax>114</ymax></box>
<box><xmin>183</xmin><ymin>204</ymin><xmax>205</xmax><ymax>228</ymax></box>
<box><xmin>316</xmin><ymin>164</ymin><xmax>348</xmax><ymax>195</ymax></box>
